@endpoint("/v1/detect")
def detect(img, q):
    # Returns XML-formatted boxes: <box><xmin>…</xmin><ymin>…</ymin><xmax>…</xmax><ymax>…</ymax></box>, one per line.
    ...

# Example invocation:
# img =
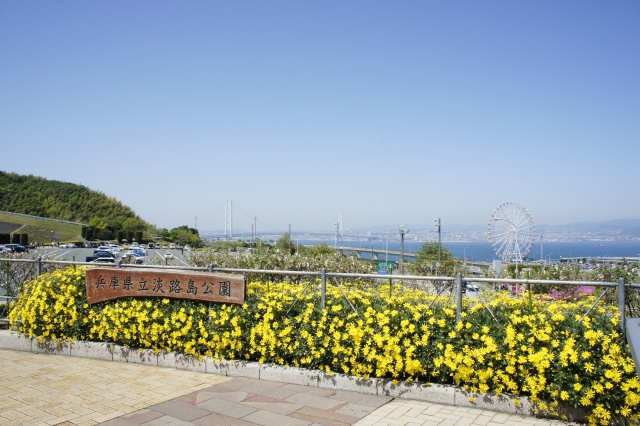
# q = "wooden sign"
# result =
<box><xmin>86</xmin><ymin>268</ymin><xmax>245</xmax><ymax>305</ymax></box>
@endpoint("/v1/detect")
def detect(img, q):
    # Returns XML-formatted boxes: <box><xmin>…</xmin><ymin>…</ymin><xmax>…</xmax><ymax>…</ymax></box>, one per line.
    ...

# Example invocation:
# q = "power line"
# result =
<box><xmin>233</xmin><ymin>202</ymin><xmax>286</xmax><ymax>233</ymax></box>
<box><xmin>198</xmin><ymin>203</ymin><xmax>225</xmax><ymax>220</ymax></box>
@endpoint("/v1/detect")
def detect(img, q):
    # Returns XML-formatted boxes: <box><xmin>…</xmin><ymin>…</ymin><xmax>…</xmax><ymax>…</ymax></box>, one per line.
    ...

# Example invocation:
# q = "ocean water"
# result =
<box><xmin>297</xmin><ymin>240</ymin><xmax>640</xmax><ymax>262</ymax></box>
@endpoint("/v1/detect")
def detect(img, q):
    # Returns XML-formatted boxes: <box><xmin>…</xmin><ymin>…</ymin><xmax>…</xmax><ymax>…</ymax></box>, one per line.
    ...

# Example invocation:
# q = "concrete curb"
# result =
<box><xmin>0</xmin><ymin>329</ymin><xmax>586</xmax><ymax>422</ymax></box>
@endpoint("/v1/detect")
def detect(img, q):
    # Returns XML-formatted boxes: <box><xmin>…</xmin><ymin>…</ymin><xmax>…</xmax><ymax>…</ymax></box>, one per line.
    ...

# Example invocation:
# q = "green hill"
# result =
<box><xmin>0</xmin><ymin>171</ymin><xmax>142</xmax><ymax>224</ymax></box>
<box><xmin>0</xmin><ymin>212</ymin><xmax>83</xmax><ymax>244</ymax></box>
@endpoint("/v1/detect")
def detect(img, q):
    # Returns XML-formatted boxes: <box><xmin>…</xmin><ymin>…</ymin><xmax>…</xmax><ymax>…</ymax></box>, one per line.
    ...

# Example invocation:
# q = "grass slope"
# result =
<box><xmin>0</xmin><ymin>212</ymin><xmax>82</xmax><ymax>243</ymax></box>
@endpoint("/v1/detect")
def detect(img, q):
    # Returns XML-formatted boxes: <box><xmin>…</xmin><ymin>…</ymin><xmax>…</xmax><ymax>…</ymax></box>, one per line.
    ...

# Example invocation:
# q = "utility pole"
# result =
<box><xmin>254</xmin><ymin>216</ymin><xmax>257</xmax><ymax>244</ymax></box>
<box><xmin>434</xmin><ymin>218</ymin><xmax>441</xmax><ymax>265</ymax></box>
<box><xmin>251</xmin><ymin>224</ymin><xmax>254</xmax><ymax>247</ymax></box>
<box><xmin>399</xmin><ymin>226</ymin><xmax>409</xmax><ymax>274</ymax></box>
<box><xmin>334</xmin><ymin>223</ymin><xmax>339</xmax><ymax>252</ymax></box>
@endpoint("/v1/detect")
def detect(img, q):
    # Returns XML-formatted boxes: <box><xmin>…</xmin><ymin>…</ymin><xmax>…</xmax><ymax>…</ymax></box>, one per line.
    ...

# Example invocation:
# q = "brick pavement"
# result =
<box><xmin>0</xmin><ymin>349</ymin><xmax>228</xmax><ymax>425</ymax></box>
<box><xmin>0</xmin><ymin>349</ymin><xmax>581</xmax><ymax>426</ymax></box>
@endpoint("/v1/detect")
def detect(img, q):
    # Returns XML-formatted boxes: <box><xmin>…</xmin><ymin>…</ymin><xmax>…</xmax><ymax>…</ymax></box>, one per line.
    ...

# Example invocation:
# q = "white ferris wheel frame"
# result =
<box><xmin>487</xmin><ymin>202</ymin><xmax>536</xmax><ymax>263</ymax></box>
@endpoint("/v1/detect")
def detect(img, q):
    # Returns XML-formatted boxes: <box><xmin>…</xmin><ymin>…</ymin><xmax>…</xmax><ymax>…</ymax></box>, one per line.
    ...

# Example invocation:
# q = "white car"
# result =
<box><xmin>164</xmin><ymin>252</ymin><xmax>173</xmax><ymax>259</ymax></box>
<box><xmin>131</xmin><ymin>242</ymin><xmax>140</xmax><ymax>248</ymax></box>
<box><xmin>169</xmin><ymin>244</ymin><xmax>176</xmax><ymax>249</ymax></box>
<box><xmin>185</xmin><ymin>245</ymin><xmax>191</xmax><ymax>250</ymax></box>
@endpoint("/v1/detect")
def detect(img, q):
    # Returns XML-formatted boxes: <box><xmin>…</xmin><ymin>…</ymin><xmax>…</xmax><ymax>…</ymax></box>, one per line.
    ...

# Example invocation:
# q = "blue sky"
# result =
<box><xmin>1</xmin><ymin>1</ymin><xmax>639</xmax><ymax>232</ymax></box>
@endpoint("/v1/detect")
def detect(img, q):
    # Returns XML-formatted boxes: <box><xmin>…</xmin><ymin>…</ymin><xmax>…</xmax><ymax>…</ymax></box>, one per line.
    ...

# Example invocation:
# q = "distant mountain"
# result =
<box><xmin>538</xmin><ymin>220</ymin><xmax>640</xmax><ymax>238</ymax></box>
<box><xmin>349</xmin><ymin>223</ymin><xmax>486</xmax><ymax>233</ymax></box>
<box><xmin>351</xmin><ymin>220</ymin><xmax>640</xmax><ymax>236</ymax></box>
<box><xmin>0</xmin><ymin>171</ymin><xmax>144</xmax><ymax>225</ymax></box>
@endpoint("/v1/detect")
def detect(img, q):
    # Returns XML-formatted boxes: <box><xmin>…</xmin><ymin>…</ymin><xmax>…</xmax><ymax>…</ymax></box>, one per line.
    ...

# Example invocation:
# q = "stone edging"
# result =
<box><xmin>0</xmin><ymin>330</ymin><xmax>586</xmax><ymax>422</ymax></box>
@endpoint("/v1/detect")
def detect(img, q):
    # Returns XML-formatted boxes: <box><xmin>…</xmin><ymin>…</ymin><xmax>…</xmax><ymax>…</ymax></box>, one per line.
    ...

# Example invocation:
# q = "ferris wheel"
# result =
<box><xmin>487</xmin><ymin>202</ymin><xmax>536</xmax><ymax>263</ymax></box>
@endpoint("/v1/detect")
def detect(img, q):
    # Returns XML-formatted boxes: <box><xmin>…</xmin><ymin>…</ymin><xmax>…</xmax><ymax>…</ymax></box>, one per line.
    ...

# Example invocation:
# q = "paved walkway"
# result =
<box><xmin>0</xmin><ymin>350</ymin><xmax>579</xmax><ymax>426</ymax></box>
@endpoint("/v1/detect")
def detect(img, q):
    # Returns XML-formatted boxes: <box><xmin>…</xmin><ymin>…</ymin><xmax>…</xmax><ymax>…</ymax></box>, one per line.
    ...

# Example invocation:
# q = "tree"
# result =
<box><xmin>275</xmin><ymin>232</ymin><xmax>295</xmax><ymax>254</ymax></box>
<box><xmin>415</xmin><ymin>241</ymin><xmax>453</xmax><ymax>263</ymax></box>
<box><xmin>96</xmin><ymin>229</ymin><xmax>114</xmax><ymax>240</ymax></box>
<box><xmin>298</xmin><ymin>242</ymin><xmax>334</xmax><ymax>257</ymax></box>
<box><xmin>169</xmin><ymin>225</ymin><xmax>201</xmax><ymax>247</ymax></box>
<box><xmin>122</xmin><ymin>218</ymin><xmax>143</xmax><ymax>231</ymax></box>
<box><xmin>89</xmin><ymin>217</ymin><xmax>110</xmax><ymax>230</ymax></box>
<box><xmin>406</xmin><ymin>241</ymin><xmax>466</xmax><ymax>277</ymax></box>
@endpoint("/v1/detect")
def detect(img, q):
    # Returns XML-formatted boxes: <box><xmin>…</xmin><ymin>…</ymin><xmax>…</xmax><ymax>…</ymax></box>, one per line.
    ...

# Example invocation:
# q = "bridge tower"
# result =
<box><xmin>225</xmin><ymin>200</ymin><xmax>233</xmax><ymax>239</ymax></box>
<box><xmin>338</xmin><ymin>213</ymin><xmax>343</xmax><ymax>241</ymax></box>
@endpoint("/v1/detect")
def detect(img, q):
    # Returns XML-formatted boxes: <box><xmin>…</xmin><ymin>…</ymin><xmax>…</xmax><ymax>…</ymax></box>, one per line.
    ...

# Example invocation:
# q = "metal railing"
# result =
<box><xmin>0</xmin><ymin>210</ymin><xmax>87</xmax><ymax>226</ymax></box>
<box><xmin>3</xmin><ymin>256</ymin><xmax>640</xmax><ymax>377</ymax></box>
<box><xmin>2</xmin><ymin>257</ymin><xmax>636</xmax><ymax>320</ymax></box>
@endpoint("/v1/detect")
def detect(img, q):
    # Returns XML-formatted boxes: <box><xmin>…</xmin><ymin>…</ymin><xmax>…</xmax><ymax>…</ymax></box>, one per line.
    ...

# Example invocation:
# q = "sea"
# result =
<box><xmin>296</xmin><ymin>240</ymin><xmax>640</xmax><ymax>262</ymax></box>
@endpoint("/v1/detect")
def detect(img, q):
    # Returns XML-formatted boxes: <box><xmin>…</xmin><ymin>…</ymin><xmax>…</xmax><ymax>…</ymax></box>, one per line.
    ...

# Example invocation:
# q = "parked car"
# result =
<box><xmin>92</xmin><ymin>250</ymin><xmax>115</xmax><ymax>258</ymax></box>
<box><xmin>155</xmin><ymin>243</ymin><xmax>161</xmax><ymax>249</ymax></box>
<box><xmin>131</xmin><ymin>242</ymin><xmax>140</xmax><ymax>248</ymax></box>
<box><xmin>162</xmin><ymin>244</ymin><xmax>168</xmax><ymax>249</ymax></box>
<box><xmin>177</xmin><ymin>244</ymin><xmax>183</xmax><ymax>249</ymax></box>
<box><xmin>164</xmin><ymin>252</ymin><xmax>173</xmax><ymax>259</ymax></box>
<box><xmin>185</xmin><ymin>245</ymin><xmax>191</xmax><ymax>250</ymax></box>
<box><xmin>169</xmin><ymin>244</ymin><xmax>176</xmax><ymax>249</ymax></box>
<box><xmin>4</xmin><ymin>244</ymin><xmax>28</xmax><ymax>253</ymax></box>
<box><xmin>90</xmin><ymin>257</ymin><xmax>115</xmax><ymax>263</ymax></box>
<box><xmin>148</xmin><ymin>242</ymin><xmax>155</xmax><ymax>249</ymax></box>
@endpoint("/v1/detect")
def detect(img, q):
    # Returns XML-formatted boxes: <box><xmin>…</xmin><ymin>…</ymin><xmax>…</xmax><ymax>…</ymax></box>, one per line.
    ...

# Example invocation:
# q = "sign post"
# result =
<box><xmin>377</xmin><ymin>261</ymin><xmax>394</xmax><ymax>275</ymax></box>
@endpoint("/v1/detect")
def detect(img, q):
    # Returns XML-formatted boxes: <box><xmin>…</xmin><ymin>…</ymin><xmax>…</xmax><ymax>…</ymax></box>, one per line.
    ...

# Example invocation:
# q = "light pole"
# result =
<box><xmin>385</xmin><ymin>225</ymin><xmax>398</xmax><ymax>262</ymax></box>
<box><xmin>463</xmin><ymin>247</ymin><xmax>469</xmax><ymax>263</ymax></box>
<box><xmin>434</xmin><ymin>218</ymin><xmax>441</xmax><ymax>265</ymax></box>
<box><xmin>399</xmin><ymin>226</ymin><xmax>410</xmax><ymax>274</ymax></box>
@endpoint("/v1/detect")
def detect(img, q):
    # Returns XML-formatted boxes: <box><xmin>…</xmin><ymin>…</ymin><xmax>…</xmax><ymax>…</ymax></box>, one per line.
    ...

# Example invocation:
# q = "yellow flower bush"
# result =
<box><xmin>9</xmin><ymin>267</ymin><xmax>640</xmax><ymax>425</ymax></box>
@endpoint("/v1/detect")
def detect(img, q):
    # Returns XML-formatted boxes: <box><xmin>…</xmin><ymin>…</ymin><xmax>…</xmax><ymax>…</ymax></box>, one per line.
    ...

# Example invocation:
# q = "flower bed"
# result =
<box><xmin>8</xmin><ymin>267</ymin><xmax>640</xmax><ymax>425</ymax></box>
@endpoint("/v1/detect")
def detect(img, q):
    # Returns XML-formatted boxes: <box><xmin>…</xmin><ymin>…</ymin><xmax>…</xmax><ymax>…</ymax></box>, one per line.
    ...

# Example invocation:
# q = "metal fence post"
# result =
<box><xmin>209</xmin><ymin>263</ymin><xmax>214</xmax><ymax>273</ymax></box>
<box><xmin>321</xmin><ymin>268</ymin><xmax>326</xmax><ymax>310</ymax></box>
<box><xmin>36</xmin><ymin>257</ymin><xmax>41</xmax><ymax>279</ymax></box>
<box><xmin>619</xmin><ymin>277</ymin><xmax>626</xmax><ymax>336</ymax></box>
<box><xmin>456</xmin><ymin>272</ymin><xmax>462</xmax><ymax>323</ymax></box>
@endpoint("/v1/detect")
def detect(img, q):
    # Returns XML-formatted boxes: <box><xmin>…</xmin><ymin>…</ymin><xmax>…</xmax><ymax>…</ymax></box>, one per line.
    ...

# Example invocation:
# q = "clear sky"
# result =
<box><xmin>1</xmin><ymin>1</ymin><xmax>639</xmax><ymax>232</ymax></box>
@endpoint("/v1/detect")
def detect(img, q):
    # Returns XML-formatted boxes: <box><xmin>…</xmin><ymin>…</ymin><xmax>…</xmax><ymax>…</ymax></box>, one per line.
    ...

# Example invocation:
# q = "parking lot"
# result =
<box><xmin>32</xmin><ymin>246</ymin><xmax>195</xmax><ymax>267</ymax></box>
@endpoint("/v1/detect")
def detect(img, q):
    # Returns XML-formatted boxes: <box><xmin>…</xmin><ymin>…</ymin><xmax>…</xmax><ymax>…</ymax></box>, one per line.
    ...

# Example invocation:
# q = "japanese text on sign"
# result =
<box><xmin>86</xmin><ymin>268</ymin><xmax>244</xmax><ymax>305</ymax></box>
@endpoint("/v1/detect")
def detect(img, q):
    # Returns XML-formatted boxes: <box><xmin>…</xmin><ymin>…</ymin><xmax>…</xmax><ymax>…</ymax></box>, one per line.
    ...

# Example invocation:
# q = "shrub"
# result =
<box><xmin>96</xmin><ymin>229</ymin><xmax>113</xmax><ymax>240</ymax></box>
<box><xmin>9</xmin><ymin>267</ymin><xmax>640</xmax><ymax>424</ymax></box>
